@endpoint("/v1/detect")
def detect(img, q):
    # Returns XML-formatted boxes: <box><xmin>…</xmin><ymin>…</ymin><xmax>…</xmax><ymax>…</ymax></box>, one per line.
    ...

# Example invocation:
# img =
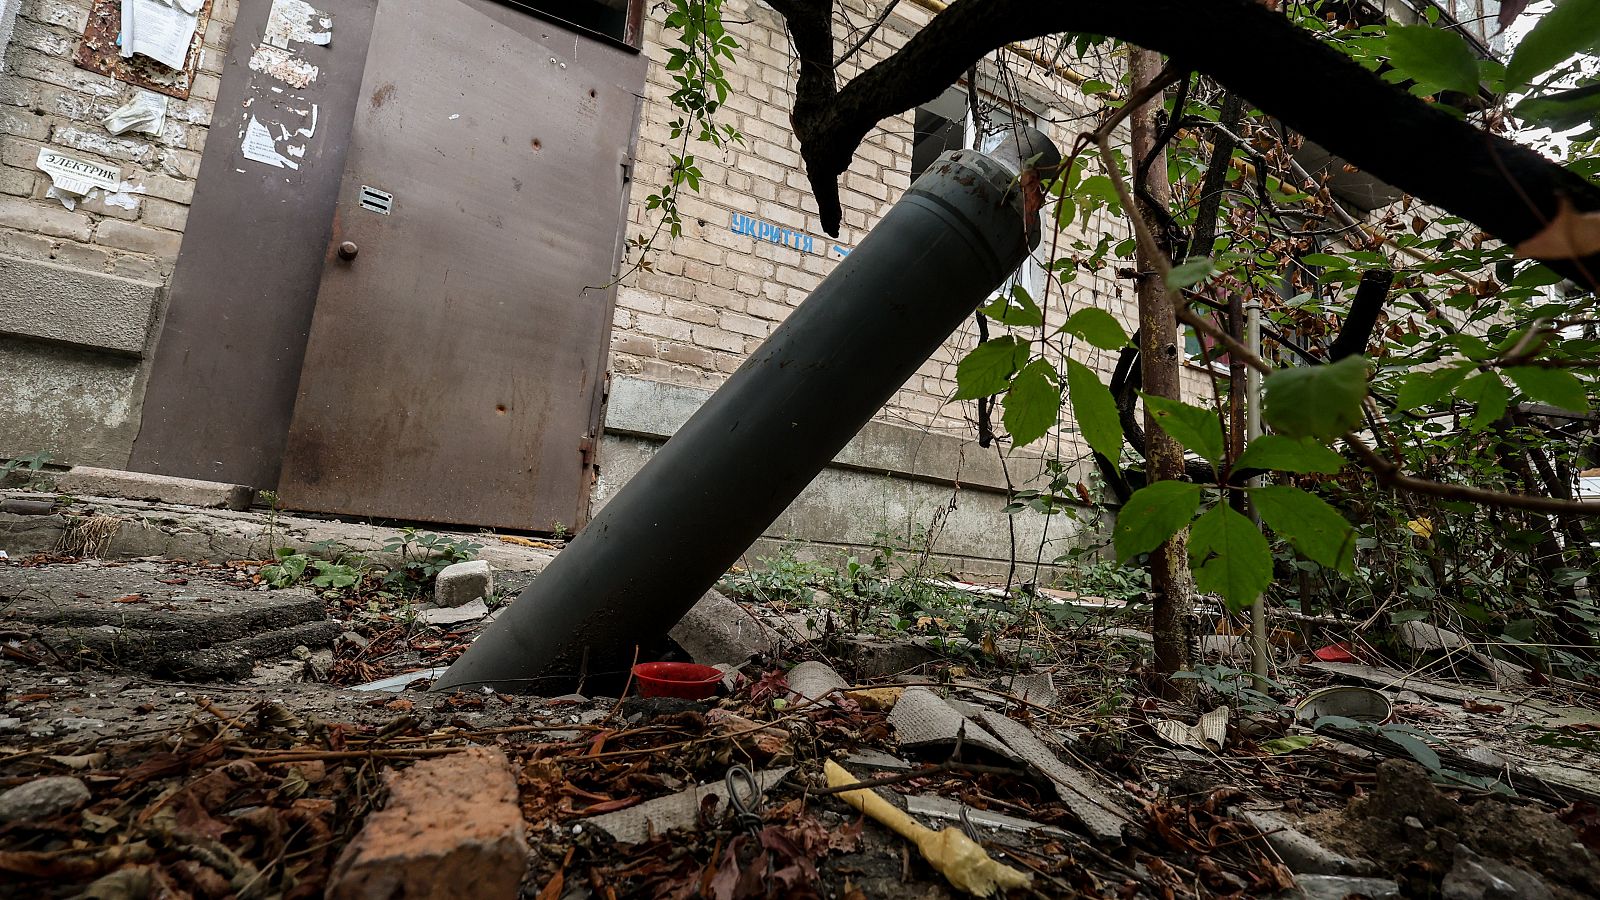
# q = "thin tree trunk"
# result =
<box><xmin>1130</xmin><ymin>50</ymin><xmax>1195</xmax><ymax>693</ymax></box>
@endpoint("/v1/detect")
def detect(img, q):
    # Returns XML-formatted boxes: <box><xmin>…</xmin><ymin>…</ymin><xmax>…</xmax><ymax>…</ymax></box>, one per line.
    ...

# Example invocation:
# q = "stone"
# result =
<box><xmin>326</xmin><ymin>747</ymin><xmax>529</xmax><ymax>900</ymax></box>
<box><xmin>1236</xmin><ymin>809</ymin><xmax>1378</xmax><ymax>877</ymax></box>
<box><xmin>1442</xmin><ymin>846</ymin><xmax>1553</xmax><ymax>900</ymax></box>
<box><xmin>416</xmin><ymin>597</ymin><xmax>489</xmax><ymax>626</ymax></box>
<box><xmin>0</xmin><ymin>775</ymin><xmax>90</xmax><ymax>822</ymax></box>
<box><xmin>1292</xmin><ymin>875</ymin><xmax>1400</xmax><ymax>900</ymax></box>
<box><xmin>433</xmin><ymin>559</ymin><xmax>492</xmax><ymax>608</ymax></box>
<box><xmin>52</xmin><ymin>466</ymin><xmax>253</xmax><ymax>510</ymax></box>
<box><xmin>669</xmin><ymin>588</ymin><xmax>774</xmax><ymax>664</ymax></box>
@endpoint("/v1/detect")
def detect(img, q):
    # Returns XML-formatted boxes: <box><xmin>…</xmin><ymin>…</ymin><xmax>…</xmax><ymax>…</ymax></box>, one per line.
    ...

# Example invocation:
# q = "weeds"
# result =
<box><xmin>379</xmin><ymin>528</ymin><xmax>484</xmax><ymax>596</ymax></box>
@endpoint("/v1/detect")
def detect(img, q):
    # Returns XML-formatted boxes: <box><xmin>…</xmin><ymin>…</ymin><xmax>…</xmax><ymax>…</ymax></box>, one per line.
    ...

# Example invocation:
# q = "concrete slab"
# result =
<box><xmin>52</xmin><ymin>466</ymin><xmax>253</xmax><ymax>510</ymax></box>
<box><xmin>0</xmin><ymin>561</ymin><xmax>337</xmax><ymax>679</ymax></box>
<box><xmin>0</xmin><ymin>495</ymin><xmax>558</xmax><ymax>577</ymax></box>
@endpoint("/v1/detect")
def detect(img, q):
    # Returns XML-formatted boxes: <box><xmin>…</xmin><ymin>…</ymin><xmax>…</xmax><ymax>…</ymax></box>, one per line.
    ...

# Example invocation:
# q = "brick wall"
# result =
<box><xmin>0</xmin><ymin>0</ymin><xmax>234</xmax><ymax>281</ymax></box>
<box><xmin>612</xmin><ymin>0</ymin><xmax>1162</xmax><ymax>470</ymax></box>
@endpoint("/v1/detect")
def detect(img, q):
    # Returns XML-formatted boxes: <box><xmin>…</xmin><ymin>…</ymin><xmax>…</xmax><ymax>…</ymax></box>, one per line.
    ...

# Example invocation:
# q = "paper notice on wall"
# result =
<box><xmin>264</xmin><ymin>0</ymin><xmax>332</xmax><ymax>49</ymax></box>
<box><xmin>120</xmin><ymin>0</ymin><xmax>201</xmax><ymax>70</ymax></box>
<box><xmin>241</xmin><ymin>115</ymin><xmax>299</xmax><ymax>170</ymax></box>
<box><xmin>103</xmin><ymin>90</ymin><xmax>169</xmax><ymax>136</ymax></box>
<box><xmin>36</xmin><ymin>148</ymin><xmax>121</xmax><ymax>196</ymax></box>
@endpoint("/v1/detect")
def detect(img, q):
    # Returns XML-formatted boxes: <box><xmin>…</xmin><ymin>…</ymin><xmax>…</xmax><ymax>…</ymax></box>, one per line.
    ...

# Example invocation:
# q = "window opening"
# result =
<box><xmin>496</xmin><ymin>0</ymin><xmax>644</xmax><ymax>48</ymax></box>
<box><xmin>910</xmin><ymin>86</ymin><xmax>1043</xmax><ymax>302</ymax></box>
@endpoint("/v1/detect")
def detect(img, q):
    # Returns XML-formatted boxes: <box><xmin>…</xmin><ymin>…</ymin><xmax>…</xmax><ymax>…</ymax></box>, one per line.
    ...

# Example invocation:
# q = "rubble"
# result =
<box><xmin>415</xmin><ymin>597</ymin><xmax>490</xmax><ymax>625</ymax></box>
<box><xmin>1442</xmin><ymin>846</ymin><xmax>1553</xmax><ymax>900</ymax></box>
<box><xmin>669</xmin><ymin>588</ymin><xmax>776</xmax><ymax>664</ymax></box>
<box><xmin>326</xmin><ymin>747</ymin><xmax>529</xmax><ymax>900</ymax></box>
<box><xmin>433</xmin><ymin>559</ymin><xmax>493</xmax><ymax>608</ymax></box>
<box><xmin>3</xmin><ymin>538</ymin><xmax>1600</xmax><ymax>898</ymax></box>
<box><xmin>584</xmin><ymin>766</ymin><xmax>793</xmax><ymax>843</ymax></box>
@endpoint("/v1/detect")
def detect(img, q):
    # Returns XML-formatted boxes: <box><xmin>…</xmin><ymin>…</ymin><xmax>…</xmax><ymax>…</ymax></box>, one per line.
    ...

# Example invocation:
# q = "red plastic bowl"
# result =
<box><xmin>633</xmin><ymin>662</ymin><xmax>723</xmax><ymax>699</ymax></box>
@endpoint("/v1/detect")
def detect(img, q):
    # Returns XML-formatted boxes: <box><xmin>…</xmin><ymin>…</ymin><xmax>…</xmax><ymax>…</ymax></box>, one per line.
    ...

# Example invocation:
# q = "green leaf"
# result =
<box><xmin>1113</xmin><ymin>480</ymin><xmax>1202</xmax><ymax>562</ymax></box>
<box><xmin>1252</xmin><ymin>485</ymin><xmax>1356</xmax><ymax>574</ymax></box>
<box><xmin>1516</xmin><ymin>83</ymin><xmax>1600</xmax><ymax>130</ymax></box>
<box><xmin>1233</xmin><ymin>435</ymin><xmax>1346</xmax><ymax>474</ymax></box>
<box><xmin>1262</xmin><ymin>735</ymin><xmax>1318</xmax><ymax>754</ymax></box>
<box><xmin>1384</xmin><ymin>25</ymin><xmax>1482</xmax><ymax>96</ymax></box>
<box><xmin>1189</xmin><ymin>503</ymin><xmax>1273</xmax><ymax>611</ymax></box>
<box><xmin>1002</xmin><ymin>359</ymin><xmax>1061</xmax><ymax>447</ymax></box>
<box><xmin>981</xmin><ymin>284</ymin><xmax>1045</xmax><ymax>328</ymax></box>
<box><xmin>1458</xmin><ymin>371</ymin><xmax>1510</xmax><ymax>427</ymax></box>
<box><xmin>1507</xmin><ymin>0</ymin><xmax>1600</xmax><ymax>90</ymax></box>
<box><xmin>1166</xmin><ymin>257</ymin><xmax>1217</xmax><ymax>289</ymax></box>
<box><xmin>1395</xmin><ymin>364</ymin><xmax>1473</xmax><ymax>411</ymax></box>
<box><xmin>1142</xmin><ymin>394</ymin><xmax>1225</xmax><ymax>465</ymax></box>
<box><xmin>1080</xmin><ymin>78</ymin><xmax>1115</xmax><ymax>95</ymax></box>
<box><xmin>1264</xmin><ymin>357</ymin><xmax>1369</xmax><ymax>440</ymax></box>
<box><xmin>1066</xmin><ymin>358</ymin><xmax>1123</xmax><ymax>462</ymax></box>
<box><xmin>1058</xmin><ymin>308</ymin><xmax>1129</xmax><ymax>350</ymax></box>
<box><xmin>1506</xmin><ymin>366</ymin><xmax>1589</xmax><ymax>412</ymax></box>
<box><xmin>955</xmin><ymin>336</ymin><xmax>1028</xmax><ymax>400</ymax></box>
<box><xmin>1382</xmin><ymin>730</ymin><xmax>1442</xmax><ymax>772</ymax></box>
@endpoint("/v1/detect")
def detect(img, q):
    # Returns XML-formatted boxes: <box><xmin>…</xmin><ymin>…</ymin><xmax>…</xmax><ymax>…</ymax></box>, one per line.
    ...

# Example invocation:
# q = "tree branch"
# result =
<box><xmin>767</xmin><ymin>0</ymin><xmax>1600</xmax><ymax>282</ymax></box>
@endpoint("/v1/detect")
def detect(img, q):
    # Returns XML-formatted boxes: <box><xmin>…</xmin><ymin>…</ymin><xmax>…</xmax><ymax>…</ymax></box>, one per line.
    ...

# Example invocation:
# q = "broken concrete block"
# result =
<box><xmin>326</xmin><ymin>747</ymin><xmax>528</xmax><ymax>900</ymax></box>
<box><xmin>434</xmin><ymin>560</ymin><xmax>492</xmax><ymax>608</ymax></box>
<box><xmin>670</xmin><ymin>589</ymin><xmax>774</xmax><ymax>664</ymax></box>
<box><xmin>0</xmin><ymin>776</ymin><xmax>90</xmax><ymax>822</ymax></box>
<box><xmin>787</xmin><ymin>660</ymin><xmax>848</xmax><ymax>703</ymax></box>
<box><xmin>53</xmin><ymin>466</ymin><xmax>253</xmax><ymax>510</ymax></box>
<box><xmin>972</xmin><ymin>708</ymin><xmax>1128</xmax><ymax>843</ymax></box>
<box><xmin>841</xmin><ymin>636</ymin><xmax>941</xmax><ymax>678</ymax></box>
<box><xmin>416</xmin><ymin>598</ymin><xmax>490</xmax><ymax>626</ymax></box>
<box><xmin>888</xmin><ymin>688</ymin><xmax>1017</xmax><ymax>762</ymax></box>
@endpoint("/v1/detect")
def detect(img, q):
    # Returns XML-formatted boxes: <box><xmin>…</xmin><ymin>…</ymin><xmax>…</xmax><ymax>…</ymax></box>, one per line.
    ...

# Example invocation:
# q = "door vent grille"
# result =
<box><xmin>358</xmin><ymin>185</ymin><xmax>393</xmax><ymax>215</ymax></box>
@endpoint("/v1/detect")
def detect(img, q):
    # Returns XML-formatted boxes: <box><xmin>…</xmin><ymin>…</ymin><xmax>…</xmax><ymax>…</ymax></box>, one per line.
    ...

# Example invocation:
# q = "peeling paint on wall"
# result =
<box><xmin>248</xmin><ymin>44</ymin><xmax>318</xmax><ymax>88</ymax></box>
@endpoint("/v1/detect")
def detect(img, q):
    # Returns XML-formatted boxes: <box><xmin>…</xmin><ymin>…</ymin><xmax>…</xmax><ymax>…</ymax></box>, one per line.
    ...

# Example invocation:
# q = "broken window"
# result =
<box><xmin>911</xmin><ymin>86</ymin><xmax>1045</xmax><ymax>303</ymax></box>
<box><xmin>501</xmin><ymin>0</ymin><xmax>644</xmax><ymax>47</ymax></box>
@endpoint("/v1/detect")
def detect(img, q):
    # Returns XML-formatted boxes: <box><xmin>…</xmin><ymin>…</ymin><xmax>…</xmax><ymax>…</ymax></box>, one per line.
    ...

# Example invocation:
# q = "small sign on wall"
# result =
<box><xmin>729</xmin><ymin>212</ymin><xmax>850</xmax><ymax>257</ymax></box>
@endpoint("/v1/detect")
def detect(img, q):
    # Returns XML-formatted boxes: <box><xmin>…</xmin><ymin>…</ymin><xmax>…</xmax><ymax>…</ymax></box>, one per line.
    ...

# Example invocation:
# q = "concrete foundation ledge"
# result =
<box><xmin>0</xmin><ymin>255</ymin><xmax>163</xmax><ymax>357</ymax></box>
<box><xmin>50</xmin><ymin>466</ymin><xmax>254</xmax><ymax>511</ymax></box>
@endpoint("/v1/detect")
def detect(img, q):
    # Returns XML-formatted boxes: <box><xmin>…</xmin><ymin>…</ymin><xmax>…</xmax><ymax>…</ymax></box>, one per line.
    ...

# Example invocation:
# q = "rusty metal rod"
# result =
<box><xmin>434</xmin><ymin>129</ymin><xmax>1061</xmax><ymax>693</ymax></box>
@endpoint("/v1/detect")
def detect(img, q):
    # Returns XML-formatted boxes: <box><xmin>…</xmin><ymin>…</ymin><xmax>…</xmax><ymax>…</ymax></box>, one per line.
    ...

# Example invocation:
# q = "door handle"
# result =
<box><xmin>338</xmin><ymin>241</ymin><xmax>359</xmax><ymax>261</ymax></box>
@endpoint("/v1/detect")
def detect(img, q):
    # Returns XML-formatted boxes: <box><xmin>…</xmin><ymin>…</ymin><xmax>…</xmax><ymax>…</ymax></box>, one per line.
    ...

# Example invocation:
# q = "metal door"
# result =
<box><xmin>278</xmin><ymin>0</ymin><xmax>644</xmax><ymax>531</ymax></box>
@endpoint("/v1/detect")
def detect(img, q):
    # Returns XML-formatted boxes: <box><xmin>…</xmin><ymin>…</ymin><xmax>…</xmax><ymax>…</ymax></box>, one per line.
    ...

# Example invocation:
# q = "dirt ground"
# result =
<box><xmin>5</xmin><ymin>551</ymin><xmax>1600</xmax><ymax>899</ymax></box>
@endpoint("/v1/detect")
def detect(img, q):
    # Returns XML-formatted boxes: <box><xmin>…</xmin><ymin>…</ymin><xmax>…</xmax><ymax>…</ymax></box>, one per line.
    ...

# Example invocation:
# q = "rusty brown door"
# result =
<box><xmin>278</xmin><ymin>0</ymin><xmax>644</xmax><ymax>531</ymax></box>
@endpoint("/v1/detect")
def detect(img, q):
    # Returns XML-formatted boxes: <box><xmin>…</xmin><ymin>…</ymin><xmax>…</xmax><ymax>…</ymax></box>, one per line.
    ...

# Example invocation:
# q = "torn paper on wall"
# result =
<box><xmin>249</xmin><ymin>44</ymin><xmax>319</xmax><ymax>88</ymax></box>
<box><xmin>120</xmin><ymin>0</ymin><xmax>201</xmax><ymax>70</ymax></box>
<box><xmin>241</xmin><ymin>115</ymin><xmax>299</xmax><ymax>169</ymax></box>
<box><xmin>36</xmin><ymin>148</ymin><xmax>121</xmax><ymax>209</ymax></box>
<box><xmin>103</xmin><ymin>90</ymin><xmax>169</xmax><ymax>136</ymax></box>
<box><xmin>264</xmin><ymin>0</ymin><xmax>332</xmax><ymax>49</ymax></box>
